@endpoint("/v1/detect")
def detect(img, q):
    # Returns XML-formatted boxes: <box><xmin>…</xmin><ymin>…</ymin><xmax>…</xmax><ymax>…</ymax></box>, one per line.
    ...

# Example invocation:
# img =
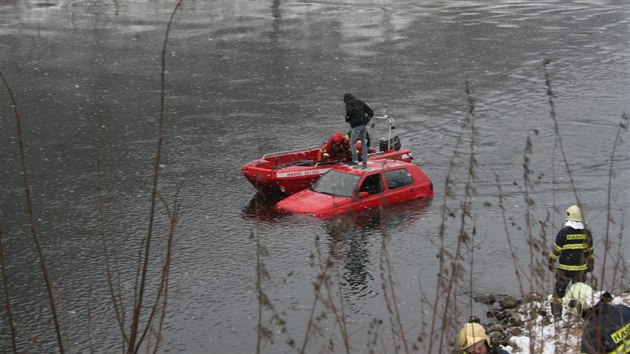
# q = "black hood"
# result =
<box><xmin>343</xmin><ymin>93</ymin><xmax>354</xmax><ymax>103</ymax></box>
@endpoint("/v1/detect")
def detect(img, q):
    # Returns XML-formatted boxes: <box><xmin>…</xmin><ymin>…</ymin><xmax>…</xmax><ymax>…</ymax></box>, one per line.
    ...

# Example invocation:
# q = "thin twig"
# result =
<box><xmin>379</xmin><ymin>224</ymin><xmax>410</xmax><ymax>354</ymax></box>
<box><xmin>437</xmin><ymin>81</ymin><xmax>478</xmax><ymax>354</ymax></box>
<box><xmin>0</xmin><ymin>67</ymin><xmax>65</xmax><ymax>354</ymax></box>
<box><xmin>144</xmin><ymin>177</ymin><xmax>191</xmax><ymax>353</ymax></box>
<box><xmin>542</xmin><ymin>59</ymin><xmax>580</xmax><ymax>206</ymax></box>
<box><xmin>127</xmin><ymin>1</ymin><xmax>184</xmax><ymax>352</ymax></box>
<box><xmin>0</xmin><ymin>228</ymin><xmax>18</xmax><ymax>353</ymax></box>
<box><xmin>600</xmin><ymin>113</ymin><xmax>628</xmax><ymax>289</ymax></box>
<box><xmin>96</xmin><ymin>159</ymin><xmax>129</xmax><ymax>345</ymax></box>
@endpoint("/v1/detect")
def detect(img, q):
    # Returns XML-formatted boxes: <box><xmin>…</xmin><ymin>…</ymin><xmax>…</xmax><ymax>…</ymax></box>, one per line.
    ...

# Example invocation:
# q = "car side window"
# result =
<box><xmin>384</xmin><ymin>168</ymin><xmax>414</xmax><ymax>190</ymax></box>
<box><xmin>359</xmin><ymin>174</ymin><xmax>383</xmax><ymax>195</ymax></box>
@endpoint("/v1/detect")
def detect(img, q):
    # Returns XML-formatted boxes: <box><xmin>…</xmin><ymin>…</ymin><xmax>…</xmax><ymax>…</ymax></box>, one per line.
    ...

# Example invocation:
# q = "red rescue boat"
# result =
<box><xmin>241</xmin><ymin>114</ymin><xmax>413</xmax><ymax>196</ymax></box>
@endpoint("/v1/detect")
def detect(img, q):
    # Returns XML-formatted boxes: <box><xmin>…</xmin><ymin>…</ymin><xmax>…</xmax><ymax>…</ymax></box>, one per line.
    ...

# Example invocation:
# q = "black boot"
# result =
<box><xmin>551</xmin><ymin>298</ymin><xmax>563</xmax><ymax>320</ymax></box>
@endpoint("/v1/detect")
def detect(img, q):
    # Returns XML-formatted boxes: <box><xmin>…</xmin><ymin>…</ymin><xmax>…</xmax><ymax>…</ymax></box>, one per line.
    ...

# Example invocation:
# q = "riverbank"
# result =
<box><xmin>472</xmin><ymin>289</ymin><xmax>630</xmax><ymax>353</ymax></box>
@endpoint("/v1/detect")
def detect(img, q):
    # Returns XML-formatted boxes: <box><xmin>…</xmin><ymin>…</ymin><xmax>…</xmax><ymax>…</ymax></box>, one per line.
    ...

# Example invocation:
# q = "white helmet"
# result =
<box><xmin>566</xmin><ymin>205</ymin><xmax>583</xmax><ymax>222</ymax></box>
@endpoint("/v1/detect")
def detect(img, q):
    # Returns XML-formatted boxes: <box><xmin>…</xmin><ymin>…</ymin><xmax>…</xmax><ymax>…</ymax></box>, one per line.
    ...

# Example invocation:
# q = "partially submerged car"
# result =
<box><xmin>273</xmin><ymin>160</ymin><xmax>433</xmax><ymax>218</ymax></box>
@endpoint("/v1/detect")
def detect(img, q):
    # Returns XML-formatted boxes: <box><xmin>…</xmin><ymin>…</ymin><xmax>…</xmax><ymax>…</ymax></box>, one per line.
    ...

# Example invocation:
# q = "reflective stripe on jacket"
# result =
<box><xmin>321</xmin><ymin>138</ymin><xmax>351</xmax><ymax>162</ymax></box>
<box><xmin>581</xmin><ymin>303</ymin><xmax>630</xmax><ymax>354</ymax></box>
<box><xmin>550</xmin><ymin>226</ymin><xmax>593</xmax><ymax>271</ymax></box>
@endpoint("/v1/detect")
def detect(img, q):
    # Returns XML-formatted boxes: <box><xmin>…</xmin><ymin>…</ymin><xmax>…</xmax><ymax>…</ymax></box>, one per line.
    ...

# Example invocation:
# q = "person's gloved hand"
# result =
<box><xmin>548</xmin><ymin>258</ymin><xmax>556</xmax><ymax>272</ymax></box>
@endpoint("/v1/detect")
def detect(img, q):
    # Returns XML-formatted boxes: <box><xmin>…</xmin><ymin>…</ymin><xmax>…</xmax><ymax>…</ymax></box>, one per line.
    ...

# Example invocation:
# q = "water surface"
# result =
<box><xmin>1</xmin><ymin>0</ymin><xmax>628</xmax><ymax>352</ymax></box>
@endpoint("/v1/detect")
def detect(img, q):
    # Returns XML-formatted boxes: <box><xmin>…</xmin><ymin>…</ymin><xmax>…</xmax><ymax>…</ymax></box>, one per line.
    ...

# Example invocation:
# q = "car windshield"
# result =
<box><xmin>311</xmin><ymin>170</ymin><xmax>360</xmax><ymax>198</ymax></box>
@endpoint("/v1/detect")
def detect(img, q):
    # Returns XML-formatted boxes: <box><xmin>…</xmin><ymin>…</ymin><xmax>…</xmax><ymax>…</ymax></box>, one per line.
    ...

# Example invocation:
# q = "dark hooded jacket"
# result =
<box><xmin>489</xmin><ymin>345</ymin><xmax>511</xmax><ymax>354</ymax></box>
<box><xmin>344</xmin><ymin>93</ymin><xmax>374</xmax><ymax>128</ymax></box>
<box><xmin>580</xmin><ymin>302</ymin><xmax>630</xmax><ymax>354</ymax></box>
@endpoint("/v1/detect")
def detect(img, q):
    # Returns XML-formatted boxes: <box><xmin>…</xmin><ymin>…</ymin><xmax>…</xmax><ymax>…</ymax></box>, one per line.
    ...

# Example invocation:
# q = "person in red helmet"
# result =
<box><xmin>318</xmin><ymin>131</ymin><xmax>351</xmax><ymax>163</ymax></box>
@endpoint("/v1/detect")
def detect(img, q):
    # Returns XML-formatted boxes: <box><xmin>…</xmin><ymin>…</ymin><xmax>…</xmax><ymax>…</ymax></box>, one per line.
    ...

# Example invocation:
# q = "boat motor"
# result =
<box><xmin>379</xmin><ymin>134</ymin><xmax>401</xmax><ymax>152</ymax></box>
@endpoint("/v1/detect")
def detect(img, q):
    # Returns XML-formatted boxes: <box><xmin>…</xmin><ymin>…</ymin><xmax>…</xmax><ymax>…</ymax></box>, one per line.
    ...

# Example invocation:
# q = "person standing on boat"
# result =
<box><xmin>343</xmin><ymin>93</ymin><xmax>373</xmax><ymax>165</ymax></box>
<box><xmin>319</xmin><ymin>131</ymin><xmax>351</xmax><ymax>163</ymax></box>
<box><xmin>344</xmin><ymin>130</ymin><xmax>370</xmax><ymax>149</ymax></box>
<box><xmin>548</xmin><ymin>204</ymin><xmax>594</xmax><ymax>320</ymax></box>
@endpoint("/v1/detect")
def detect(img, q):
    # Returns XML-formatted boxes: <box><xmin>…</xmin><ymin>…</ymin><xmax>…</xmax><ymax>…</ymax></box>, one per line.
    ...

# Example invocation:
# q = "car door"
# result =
<box><xmin>351</xmin><ymin>172</ymin><xmax>384</xmax><ymax>212</ymax></box>
<box><xmin>383</xmin><ymin>167</ymin><xmax>417</xmax><ymax>204</ymax></box>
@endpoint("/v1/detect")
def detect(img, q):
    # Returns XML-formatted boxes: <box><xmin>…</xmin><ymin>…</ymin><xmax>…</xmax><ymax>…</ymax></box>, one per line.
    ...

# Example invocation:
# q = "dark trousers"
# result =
<box><xmin>553</xmin><ymin>270</ymin><xmax>586</xmax><ymax>298</ymax></box>
<box><xmin>551</xmin><ymin>270</ymin><xmax>586</xmax><ymax>317</ymax></box>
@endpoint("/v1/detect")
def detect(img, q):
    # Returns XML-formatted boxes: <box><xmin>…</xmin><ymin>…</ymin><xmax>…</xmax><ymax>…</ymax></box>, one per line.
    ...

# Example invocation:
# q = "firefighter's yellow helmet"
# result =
<box><xmin>458</xmin><ymin>323</ymin><xmax>490</xmax><ymax>352</ymax></box>
<box><xmin>566</xmin><ymin>205</ymin><xmax>583</xmax><ymax>222</ymax></box>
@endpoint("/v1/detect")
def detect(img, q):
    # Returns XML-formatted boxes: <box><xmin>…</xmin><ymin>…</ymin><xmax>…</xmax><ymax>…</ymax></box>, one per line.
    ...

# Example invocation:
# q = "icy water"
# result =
<box><xmin>1</xmin><ymin>0</ymin><xmax>629</xmax><ymax>353</ymax></box>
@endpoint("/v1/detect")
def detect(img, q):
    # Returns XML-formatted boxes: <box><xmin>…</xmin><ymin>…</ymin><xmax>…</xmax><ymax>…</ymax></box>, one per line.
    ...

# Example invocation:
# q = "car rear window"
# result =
<box><xmin>384</xmin><ymin>168</ymin><xmax>414</xmax><ymax>190</ymax></box>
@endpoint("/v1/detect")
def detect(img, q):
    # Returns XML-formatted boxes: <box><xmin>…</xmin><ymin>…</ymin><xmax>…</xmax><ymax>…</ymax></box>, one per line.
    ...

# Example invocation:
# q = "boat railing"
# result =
<box><xmin>368</xmin><ymin>110</ymin><xmax>397</xmax><ymax>151</ymax></box>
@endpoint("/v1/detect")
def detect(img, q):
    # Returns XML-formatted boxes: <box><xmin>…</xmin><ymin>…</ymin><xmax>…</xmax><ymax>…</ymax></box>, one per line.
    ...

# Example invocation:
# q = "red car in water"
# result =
<box><xmin>273</xmin><ymin>159</ymin><xmax>433</xmax><ymax>218</ymax></box>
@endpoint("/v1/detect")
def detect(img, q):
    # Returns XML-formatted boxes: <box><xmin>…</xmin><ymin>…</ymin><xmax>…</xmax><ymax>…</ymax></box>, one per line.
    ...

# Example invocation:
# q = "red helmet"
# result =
<box><xmin>333</xmin><ymin>132</ymin><xmax>344</xmax><ymax>144</ymax></box>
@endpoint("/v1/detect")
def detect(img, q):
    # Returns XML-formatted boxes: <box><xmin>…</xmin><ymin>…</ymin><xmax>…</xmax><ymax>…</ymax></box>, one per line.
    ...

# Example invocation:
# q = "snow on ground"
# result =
<box><xmin>508</xmin><ymin>291</ymin><xmax>630</xmax><ymax>354</ymax></box>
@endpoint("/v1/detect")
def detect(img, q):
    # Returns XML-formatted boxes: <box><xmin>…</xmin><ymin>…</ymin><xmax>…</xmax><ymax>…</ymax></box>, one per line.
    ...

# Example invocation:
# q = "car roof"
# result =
<box><xmin>332</xmin><ymin>160</ymin><xmax>416</xmax><ymax>175</ymax></box>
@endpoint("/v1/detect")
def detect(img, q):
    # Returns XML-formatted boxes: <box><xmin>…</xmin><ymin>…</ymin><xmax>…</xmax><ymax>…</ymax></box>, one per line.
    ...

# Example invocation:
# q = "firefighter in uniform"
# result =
<box><xmin>548</xmin><ymin>204</ymin><xmax>594</xmax><ymax>319</ymax></box>
<box><xmin>565</xmin><ymin>282</ymin><xmax>630</xmax><ymax>353</ymax></box>
<box><xmin>318</xmin><ymin>131</ymin><xmax>351</xmax><ymax>163</ymax></box>
<box><xmin>458</xmin><ymin>322</ymin><xmax>510</xmax><ymax>354</ymax></box>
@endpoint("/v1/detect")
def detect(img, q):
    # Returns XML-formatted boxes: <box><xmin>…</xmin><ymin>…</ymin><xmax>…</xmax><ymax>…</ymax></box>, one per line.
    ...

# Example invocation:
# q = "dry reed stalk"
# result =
<box><xmin>0</xmin><ymin>227</ymin><xmax>18</xmax><ymax>353</ymax></box>
<box><xmin>379</xmin><ymin>223</ymin><xmax>411</xmax><ymax>354</ymax></box>
<box><xmin>1</xmin><ymin>67</ymin><xmax>65</xmax><ymax>354</ymax></box>
<box><xmin>600</xmin><ymin>113</ymin><xmax>629</xmax><ymax>291</ymax></box>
